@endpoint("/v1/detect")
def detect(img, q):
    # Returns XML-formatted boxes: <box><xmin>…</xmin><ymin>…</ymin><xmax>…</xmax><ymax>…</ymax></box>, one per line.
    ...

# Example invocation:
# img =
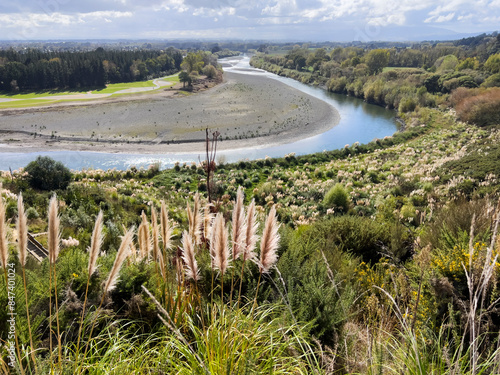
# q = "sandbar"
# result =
<box><xmin>0</xmin><ymin>71</ymin><xmax>339</xmax><ymax>154</ymax></box>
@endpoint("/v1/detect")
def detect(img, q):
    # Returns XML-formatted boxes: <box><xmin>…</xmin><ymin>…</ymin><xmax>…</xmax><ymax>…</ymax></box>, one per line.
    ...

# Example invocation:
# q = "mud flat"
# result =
<box><xmin>0</xmin><ymin>72</ymin><xmax>339</xmax><ymax>154</ymax></box>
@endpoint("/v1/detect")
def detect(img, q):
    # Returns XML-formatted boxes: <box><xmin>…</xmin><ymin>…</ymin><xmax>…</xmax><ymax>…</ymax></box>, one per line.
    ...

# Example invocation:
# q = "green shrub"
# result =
<box><xmin>25</xmin><ymin>156</ymin><xmax>72</xmax><ymax>191</ymax></box>
<box><xmin>324</xmin><ymin>183</ymin><xmax>350</xmax><ymax>212</ymax></box>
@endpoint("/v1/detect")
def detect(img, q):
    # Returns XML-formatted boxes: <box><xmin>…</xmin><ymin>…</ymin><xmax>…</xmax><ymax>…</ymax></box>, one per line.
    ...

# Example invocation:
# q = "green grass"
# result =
<box><xmin>0</xmin><ymin>74</ymin><xmax>181</xmax><ymax>108</ymax></box>
<box><xmin>91</xmin><ymin>80</ymin><xmax>156</xmax><ymax>94</ymax></box>
<box><xmin>0</xmin><ymin>90</ymin><xmax>90</xmax><ymax>100</ymax></box>
<box><xmin>0</xmin><ymin>99</ymin><xmax>55</xmax><ymax>108</ymax></box>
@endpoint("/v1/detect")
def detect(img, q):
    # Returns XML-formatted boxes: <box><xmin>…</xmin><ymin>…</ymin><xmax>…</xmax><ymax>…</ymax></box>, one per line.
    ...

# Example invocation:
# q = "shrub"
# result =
<box><xmin>455</xmin><ymin>87</ymin><xmax>500</xmax><ymax>126</ymax></box>
<box><xmin>202</xmin><ymin>64</ymin><xmax>218</xmax><ymax>79</ymax></box>
<box><xmin>25</xmin><ymin>156</ymin><xmax>72</xmax><ymax>191</ymax></box>
<box><xmin>324</xmin><ymin>183</ymin><xmax>350</xmax><ymax>212</ymax></box>
<box><xmin>399</xmin><ymin>96</ymin><xmax>417</xmax><ymax>113</ymax></box>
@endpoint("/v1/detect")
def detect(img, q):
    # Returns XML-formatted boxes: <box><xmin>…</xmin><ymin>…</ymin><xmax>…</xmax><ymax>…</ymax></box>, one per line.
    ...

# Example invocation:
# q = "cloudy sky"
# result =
<box><xmin>0</xmin><ymin>0</ymin><xmax>499</xmax><ymax>42</ymax></box>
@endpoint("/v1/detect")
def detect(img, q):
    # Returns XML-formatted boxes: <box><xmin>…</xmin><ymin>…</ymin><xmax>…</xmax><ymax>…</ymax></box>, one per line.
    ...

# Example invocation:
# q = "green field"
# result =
<box><xmin>91</xmin><ymin>80</ymin><xmax>156</xmax><ymax>94</ymax></box>
<box><xmin>0</xmin><ymin>74</ymin><xmax>180</xmax><ymax>108</ymax></box>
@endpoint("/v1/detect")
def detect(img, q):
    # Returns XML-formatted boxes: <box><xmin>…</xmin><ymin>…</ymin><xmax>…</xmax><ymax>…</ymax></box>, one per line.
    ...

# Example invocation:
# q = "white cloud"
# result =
<box><xmin>0</xmin><ymin>0</ymin><xmax>498</xmax><ymax>41</ymax></box>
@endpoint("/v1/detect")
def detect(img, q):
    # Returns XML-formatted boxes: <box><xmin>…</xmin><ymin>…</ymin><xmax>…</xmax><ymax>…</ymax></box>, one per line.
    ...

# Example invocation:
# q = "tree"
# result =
<box><xmin>181</xmin><ymin>52</ymin><xmax>204</xmax><ymax>74</ymax></box>
<box><xmin>179</xmin><ymin>71</ymin><xmax>192</xmax><ymax>87</ymax></box>
<box><xmin>484</xmin><ymin>53</ymin><xmax>500</xmax><ymax>74</ymax></box>
<box><xmin>364</xmin><ymin>49</ymin><xmax>390</xmax><ymax>75</ymax></box>
<box><xmin>25</xmin><ymin>156</ymin><xmax>72</xmax><ymax>191</ymax></box>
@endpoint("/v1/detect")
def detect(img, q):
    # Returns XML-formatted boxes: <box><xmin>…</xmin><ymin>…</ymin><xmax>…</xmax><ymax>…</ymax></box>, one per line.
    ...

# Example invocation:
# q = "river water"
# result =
<box><xmin>0</xmin><ymin>56</ymin><xmax>397</xmax><ymax>171</ymax></box>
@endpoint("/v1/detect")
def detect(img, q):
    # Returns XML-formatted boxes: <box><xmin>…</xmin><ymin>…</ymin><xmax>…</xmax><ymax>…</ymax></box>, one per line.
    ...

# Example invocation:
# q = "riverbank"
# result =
<box><xmin>0</xmin><ymin>71</ymin><xmax>339</xmax><ymax>154</ymax></box>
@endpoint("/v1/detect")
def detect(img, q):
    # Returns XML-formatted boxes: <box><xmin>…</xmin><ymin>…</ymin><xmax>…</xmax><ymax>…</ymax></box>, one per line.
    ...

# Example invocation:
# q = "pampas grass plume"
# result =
<box><xmin>181</xmin><ymin>231</ymin><xmax>199</xmax><ymax>281</ymax></box>
<box><xmin>88</xmin><ymin>211</ymin><xmax>103</xmax><ymax>276</ymax></box>
<box><xmin>212</xmin><ymin>213</ymin><xmax>229</xmax><ymax>275</ymax></box>
<box><xmin>17</xmin><ymin>194</ymin><xmax>28</xmax><ymax>266</ymax></box>
<box><xmin>0</xmin><ymin>188</ymin><xmax>8</xmax><ymax>270</ymax></box>
<box><xmin>103</xmin><ymin>227</ymin><xmax>134</xmax><ymax>293</ymax></box>
<box><xmin>244</xmin><ymin>199</ymin><xmax>259</xmax><ymax>262</ymax></box>
<box><xmin>138</xmin><ymin>210</ymin><xmax>150</xmax><ymax>259</ymax></box>
<box><xmin>160</xmin><ymin>200</ymin><xmax>174</xmax><ymax>251</ymax></box>
<box><xmin>231</xmin><ymin>186</ymin><xmax>246</xmax><ymax>260</ymax></box>
<box><xmin>259</xmin><ymin>206</ymin><xmax>280</xmax><ymax>273</ymax></box>
<box><xmin>48</xmin><ymin>195</ymin><xmax>60</xmax><ymax>265</ymax></box>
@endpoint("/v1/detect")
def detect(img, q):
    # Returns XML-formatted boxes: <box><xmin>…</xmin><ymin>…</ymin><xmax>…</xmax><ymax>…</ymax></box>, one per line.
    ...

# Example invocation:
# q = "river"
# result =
<box><xmin>0</xmin><ymin>56</ymin><xmax>397</xmax><ymax>171</ymax></box>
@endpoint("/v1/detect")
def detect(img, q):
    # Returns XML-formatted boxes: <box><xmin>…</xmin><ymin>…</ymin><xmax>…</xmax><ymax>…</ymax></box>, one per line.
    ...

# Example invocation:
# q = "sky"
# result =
<box><xmin>0</xmin><ymin>0</ymin><xmax>499</xmax><ymax>42</ymax></box>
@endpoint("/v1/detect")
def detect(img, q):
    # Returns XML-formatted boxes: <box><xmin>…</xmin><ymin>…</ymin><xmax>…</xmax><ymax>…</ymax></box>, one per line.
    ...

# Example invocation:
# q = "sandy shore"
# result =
<box><xmin>0</xmin><ymin>72</ymin><xmax>339</xmax><ymax>154</ymax></box>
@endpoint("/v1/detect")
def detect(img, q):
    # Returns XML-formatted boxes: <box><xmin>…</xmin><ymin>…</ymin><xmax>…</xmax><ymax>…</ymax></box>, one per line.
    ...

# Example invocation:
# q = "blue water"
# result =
<box><xmin>0</xmin><ymin>56</ymin><xmax>397</xmax><ymax>171</ymax></box>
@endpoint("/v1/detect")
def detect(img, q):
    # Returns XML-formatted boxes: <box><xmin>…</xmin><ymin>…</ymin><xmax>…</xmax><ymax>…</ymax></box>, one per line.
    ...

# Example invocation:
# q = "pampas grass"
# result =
<box><xmin>17</xmin><ymin>193</ymin><xmax>36</xmax><ymax>366</ymax></box>
<box><xmin>231</xmin><ymin>186</ymin><xmax>246</xmax><ymax>260</ymax></box>
<box><xmin>79</xmin><ymin>227</ymin><xmax>134</xmax><ymax>374</ymax></box>
<box><xmin>160</xmin><ymin>200</ymin><xmax>174</xmax><ymax>253</ymax></box>
<box><xmin>48</xmin><ymin>195</ymin><xmax>60</xmax><ymax>266</ymax></box>
<box><xmin>187</xmin><ymin>192</ymin><xmax>202</xmax><ymax>246</ymax></box>
<box><xmin>48</xmin><ymin>195</ymin><xmax>62</xmax><ymax>368</ymax></box>
<box><xmin>138</xmin><ymin>211</ymin><xmax>150</xmax><ymax>261</ymax></box>
<box><xmin>259</xmin><ymin>205</ymin><xmax>280</xmax><ymax>274</ymax></box>
<box><xmin>244</xmin><ymin>199</ymin><xmax>259</xmax><ymax>262</ymax></box>
<box><xmin>75</xmin><ymin>211</ymin><xmax>104</xmax><ymax>364</ymax></box>
<box><xmin>0</xmin><ymin>186</ymin><xmax>8</xmax><ymax>271</ymax></box>
<box><xmin>104</xmin><ymin>228</ymin><xmax>134</xmax><ymax>293</ymax></box>
<box><xmin>211</xmin><ymin>213</ymin><xmax>229</xmax><ymax>275</ymax></box>
<box><xmin>88</xmin><ymin>211</ymin><xmax>103</xmax><ymax>277</ymax></box>
<box><xmin>203</xmin><ymin>203</ymin><xmax>214</xmax><ymax>243</ymax></box>
<box><xmin>17</xmin><ymin>194</ymin><xmax>27</xmax><ymax>267</ymax></box>
<box><xmin>151</xmin><ymin>207</ymin><xmax>165</xmax><ymax>280</ymax></box>
<box><xmin>181</xmin><ymin>231</ymin><xmax>199</xmax><ymax>281</ymax></box>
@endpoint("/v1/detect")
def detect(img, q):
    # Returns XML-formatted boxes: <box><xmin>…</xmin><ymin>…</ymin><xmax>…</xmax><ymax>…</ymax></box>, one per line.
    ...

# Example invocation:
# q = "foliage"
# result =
<box><xmin>0</xmin><ymin>48</ymin><xmax>182</xmax><ymax>91</ymax></box>
<box><xmin>454</xmin><ymin>87</ymin><xmax>500</xmax><ymax>127</ymax></box>
<box><xmin>364</xmin><ymin>49</ymin><xmax>390</xmax><ymax>74</ymax></box>
<box><xmin>323</xmin><ymin>183</ymin><xmax>350</xmax><ymax>212</ymax></box>
<box><xmin>25</xmin><ymin>156</ymin><xmax>72</xmax><ymax>191</ymax></box>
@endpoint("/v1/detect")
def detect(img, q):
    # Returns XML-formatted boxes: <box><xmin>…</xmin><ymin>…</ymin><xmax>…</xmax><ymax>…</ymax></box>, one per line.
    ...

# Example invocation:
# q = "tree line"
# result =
<box><xmin>0</xmin><ymin>47</ymin><xmax>183</xmax><ymax>92</ymax></box>
<box><xmin>251</xmin><ymin>33</ymin><xmax>500</xmax><ymax>116</ymax></box>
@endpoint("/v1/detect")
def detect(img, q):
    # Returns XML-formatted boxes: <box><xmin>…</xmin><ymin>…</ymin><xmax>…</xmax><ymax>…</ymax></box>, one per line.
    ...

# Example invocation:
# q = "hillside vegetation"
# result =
<box><xmin>1</xmin><ymin>36</ymin><xmax>500</xmax><ymax>374</ymax></box>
